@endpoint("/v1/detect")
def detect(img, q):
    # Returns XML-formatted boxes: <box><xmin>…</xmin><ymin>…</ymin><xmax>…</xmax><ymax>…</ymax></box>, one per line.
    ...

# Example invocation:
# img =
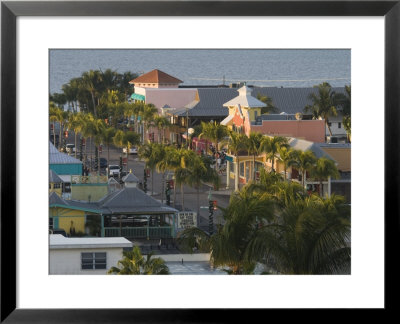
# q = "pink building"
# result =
<box><xmin>222</xmin><ymin>85</ymin><xmax>325</xmax><ymax>143</ymax></box>
<box><xmin>250</xmin><ymin>119</ymin><xmax>326</xmax><ymax>143</ymax></box>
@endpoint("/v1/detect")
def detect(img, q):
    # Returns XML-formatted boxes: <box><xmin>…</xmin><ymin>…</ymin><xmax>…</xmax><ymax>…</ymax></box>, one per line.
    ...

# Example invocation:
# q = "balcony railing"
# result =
<box><xmin>71</xmin><ymin>175</ymin><xmax>108</xmax><ymax>184</ymax></box>
<box><xmin>104</xmin><ymin>226</ymin><xmax>174</xmax><ymax>239</ymax></box>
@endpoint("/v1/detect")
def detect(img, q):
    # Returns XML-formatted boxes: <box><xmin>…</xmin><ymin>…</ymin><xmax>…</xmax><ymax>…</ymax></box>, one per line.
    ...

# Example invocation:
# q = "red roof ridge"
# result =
<box><xmin>129</xmin><ymin>69</ymin><xmax>183</xmax><ymax>84</ymax></box>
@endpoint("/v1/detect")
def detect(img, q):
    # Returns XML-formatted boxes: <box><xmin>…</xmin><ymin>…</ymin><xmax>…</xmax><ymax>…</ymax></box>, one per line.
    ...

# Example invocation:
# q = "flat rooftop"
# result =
<box><xmin>49</xmin><ymin>234</ymin><xmax>133</xmax><ymax>249</ymax></box>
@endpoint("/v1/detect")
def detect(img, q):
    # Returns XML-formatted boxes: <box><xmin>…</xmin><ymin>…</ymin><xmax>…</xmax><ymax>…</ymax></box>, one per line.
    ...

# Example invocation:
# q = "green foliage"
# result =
<box><xmin>107</xmin><ymin>246</ymin><xmax>170</xmax><ymax>275</ymax></box>
<box><xmin>177</xmin><ymin>178</ymin><xmax>350</xmax><ymax>275</ymax></box>
<box><xmin>304</xmin><ymin>82</ymin><xmax>340</xmax><ymax>137</ymax></box>
<box><xmin>256</xmin><ymin>94</ymin><xmax>279</xmax><ymax>114</ymax></box>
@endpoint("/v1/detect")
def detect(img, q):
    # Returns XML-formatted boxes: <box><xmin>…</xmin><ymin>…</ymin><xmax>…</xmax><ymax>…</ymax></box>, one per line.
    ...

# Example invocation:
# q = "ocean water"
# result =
<box><xmin>49</xmin><ymin>49</ymin><xmax>350</xmax><ymax>94</ymax></box>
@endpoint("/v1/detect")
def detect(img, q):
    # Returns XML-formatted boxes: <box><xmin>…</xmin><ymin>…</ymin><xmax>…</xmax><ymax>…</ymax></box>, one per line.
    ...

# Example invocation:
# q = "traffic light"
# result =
<box><xmin>213</xmin><ymin>200</ymin><xmax>217</xmax><ymax>210</ymax></box>
<box><xmin>64</xmin><ymin>130</ymin><xmax>68</xmax><ymax>138</ymax></box>
<box><xmin>209</xmin><ymin>200</ymin><xmax>214</xmax><ymax>213</ymax></box>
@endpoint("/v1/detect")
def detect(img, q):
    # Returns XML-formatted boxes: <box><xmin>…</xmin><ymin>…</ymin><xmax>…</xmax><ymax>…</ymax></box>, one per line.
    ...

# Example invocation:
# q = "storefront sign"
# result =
<box><xmin>177</xmin><ymin>212</ymin><xmax>197</xmax><ymax>229</ymax></box>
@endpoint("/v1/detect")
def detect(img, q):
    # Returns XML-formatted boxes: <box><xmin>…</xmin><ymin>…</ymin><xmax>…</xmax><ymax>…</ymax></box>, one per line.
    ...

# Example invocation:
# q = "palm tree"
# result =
<box><xmin>256</xmin><ymin>94</ymin><xmax>279</xmax><ymax>114</ymax></box>
<box><xmin>67</xmin><ymin>112</ymin><xmax>83</xmax><ymax>159</ymax></box>
<box><xmin>92</xmin><ymin>119</ymin><xmax>106</xmax><ymax>173</ymax></box>
<box><xmin>185</xmin><ymin>153</ymin><xmax>219</xmax><ymax>217</ymax></box>
<box><xmin>77</xmin><ymin>113</ymin><xmax>94</xmax><ymax>167</ymax></box>
<box><xmin>290</xmin><ymin>150</ymin><xmax>317</xmax><ymax>188</ymax></box>
<box><xmin>141</xmin><ymin>104</ymin><xmax>158</xmax><ymax>143</ymax></box>
<box><xmin>225</xmin><ymin>130</ymin><xmax>249</xmax><ymax>191</ymax></box>
<box><xmin>277</xmin><ymin>146</ymin><xmax>296</xmax><ymax>181</ymax></box>
<box><xmin>153</xmin><ymin>115</ymin><xmax>170</xmax><ymax>143</ymax></box>
<box><xmin>81</xmin><ymin>70</ymin><xmax>102</xmax><ymax>118</ymax></box>
<box><xmin>199</xmin><ymin>121</ymin><xmax>228</xmax><ymax>170</ymax></box>
<box><xmin>245</xmin><ymin>185</ymin><xmax>351</xmax><ymax>274</ymax></box>
<box><xmin>304</xmin><ymin>82</ymin><xmax>339</xmax><ymax>137</ymax></box>
<box><xmin>117</xmin><ymin>71</ymin><xmax>138</xmax><ymax>101</ymax></box>
<box><xmin>263</xmin><ymin>136</ymin><xmax>289</xmax><ymax>172</ymax></box>
<box><xmin>101</xmin><ymin>126</ymin><xmax>117</xmax><ymax>172</ymax></box>
<box><xmin>177</xmin><ymin>184</ymin><xmax>275</xmax><ymax>274</ymax></box>
<box><xmin>113</xmin><ymin>130</ymin><xmax>140</xmax><ymax>172</ymax></box>
<box><xmin>132</xmin><ymin>102</ymin><xmax>144</xmax><ymax>134</ymax></box>
<box><xmin>178</xmin><ymin>180</ymin><xmax>350</xmax><ymax>274</ymax></box>
<box><xmin>335</xmin><ymin>85</ymin><xmax>351</xmax><ymax>142</ymax></box>
<box><xmin>247</xmin><ymin>132</ymin><xmax>265</xmax><ymax>181</ymax></box>
<box><xmin>49</xmin><ymin>103</ymin><xmax>60</xmax><ymax>147</ymax></box>
<box><xmin>311</xmin><ymin>157</ymin><xmax>340</xmax><ymax>196</ymax></box>
<box><xmin>107</xmin><ymin>246</ymin><xmax>169</xmax><ymax>275</ymax></box>
<box><xmin>139</xmin><ymin>143</ymin><xmax>166</xmax><ymax>196</ymax></box>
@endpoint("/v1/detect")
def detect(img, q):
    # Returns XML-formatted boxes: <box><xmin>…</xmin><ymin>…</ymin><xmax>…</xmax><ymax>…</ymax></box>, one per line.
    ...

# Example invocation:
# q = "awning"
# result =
<box><xmin>130</xmin><ymin>93</ymin><xmax>145</xmax><ymax>101</ymax></box>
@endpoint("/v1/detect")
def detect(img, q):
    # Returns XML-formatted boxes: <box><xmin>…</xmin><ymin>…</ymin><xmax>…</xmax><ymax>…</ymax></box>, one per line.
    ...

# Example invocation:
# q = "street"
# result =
<box><xmin>63</xmin><ymin>133</ymin><xmax>232</xmax><ymax>232</ymax></box>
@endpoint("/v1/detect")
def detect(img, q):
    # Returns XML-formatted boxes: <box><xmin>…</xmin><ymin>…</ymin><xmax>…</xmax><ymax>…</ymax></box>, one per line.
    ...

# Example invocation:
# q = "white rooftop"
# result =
<box><xmin>223</xmin><ymin>85</ymin><xmax>266</xmax><ymax>108</ymax></box>
<box><xmin>49</xmin><ymin>234</ymin><xmax>133</xmax><ymax>249</ymax></box>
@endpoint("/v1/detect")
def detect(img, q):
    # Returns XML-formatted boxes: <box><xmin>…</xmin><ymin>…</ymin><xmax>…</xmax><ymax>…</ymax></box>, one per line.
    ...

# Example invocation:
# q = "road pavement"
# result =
<box><xmin>63</xmin><ymin>133</ymin><xmax>233</xmax><ymax>232</ymax></box>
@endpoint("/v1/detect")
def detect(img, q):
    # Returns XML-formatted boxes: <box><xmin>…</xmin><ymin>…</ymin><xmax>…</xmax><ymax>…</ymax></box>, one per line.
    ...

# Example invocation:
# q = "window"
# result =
<box><xmin>338</xmin><ymin>122</ymin><xmax>342</xmax><ymax>128</ymax></box>
<box><xmin>49</xmin><ymin>218</ymin><xmax>53</xmax><ymax>230</ymax></box>
<box><xmin>327</xmin><ymin>122</ymin><xmax>332</xmax><ymax>127</ymax></box>
<box><xmin>81</xmin><ymin>252</ymin><xmax>107</xmax><ymax>270</ymax></box>
<box><xmin>53</xmin><ymin>183</ymin><xmax>61</xmax><ymax>189</ymax></box>
<box><xmin>240</xmin><ymin>162</ymin><xmax>245</xmax><ymax>177</ymax></box>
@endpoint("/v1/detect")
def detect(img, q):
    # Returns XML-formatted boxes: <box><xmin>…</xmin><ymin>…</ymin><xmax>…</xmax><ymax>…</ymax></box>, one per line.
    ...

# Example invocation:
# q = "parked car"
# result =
<box><xmin>123</xmin><ymin>147</ymin><xmax>138</xmax><ymax>154</ymax></box>
<box><xmin>66</xmin><ymin>144</ymin><xmax>75</xmax><ymax>154</ymax></box>
<box><xmin>107</xmin><ymin>165</ymin><xmax>121</xmax><ymax>177</ymax></box>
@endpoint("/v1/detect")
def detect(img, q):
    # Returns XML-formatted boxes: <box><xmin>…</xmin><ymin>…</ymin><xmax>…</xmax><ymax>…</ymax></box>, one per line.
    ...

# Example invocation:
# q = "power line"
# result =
<box><xmin>187</xmin><ymin>77</ymin><xmax>350</xmax><ymax>82</ymax></box>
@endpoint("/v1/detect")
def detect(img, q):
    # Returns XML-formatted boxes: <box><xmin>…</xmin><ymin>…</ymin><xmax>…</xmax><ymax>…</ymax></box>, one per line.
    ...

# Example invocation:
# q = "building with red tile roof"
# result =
<box><xmin>129</xmin><ymin>69</ymin><xmax>183</xmax><ymax>88</ymax></box>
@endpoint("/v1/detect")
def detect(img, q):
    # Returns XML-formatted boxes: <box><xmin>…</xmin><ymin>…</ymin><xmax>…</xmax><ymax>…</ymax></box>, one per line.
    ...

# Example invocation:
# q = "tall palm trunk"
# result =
<box><xmin>215</xmin><ymin>141</ymin><xmax>219</xmax><ymax>171</ymax></box>
<box><xmin>253</xmin><ymin>154</ymin><xmax>256</xmax><ymax>181</ymax></box>
<box><xmin>52</xmin><ymin>122</ymin><xmax>56</xmax><ymax>147</ymax></box>
<box><xmin>91</xmin><ymin>91</ymin><xmax>97</xmax><ymax>118</ymax></box>
<box><xmin>59</xmin><ymin>122</ymin><xmax>63</xmax><ymax>150</ymax></box>
<box><xmin>181</xmin><ymin>183</ymin><xmax>185</xmax><ymax>211</ymax></box>
<box><xmin>107</xmin><ymin>145</ymin><xmax>110</xmax><ymax>175</ymax></box>
<box><xmin>236</xmin><ymin>155</ymin><xmax>240</xmax><ymax>191</ymax></box>
<box><xmin>74</xmin><ymin>131</ymin><xmax>77</xmax><ymax>159</ymax></box>
<box><xmin>173</xmin><ymin>176</ymin><xmax>177</xmax><ymax>208</ymax></box>
<box><xmin>126</xmin><ymin>149</ymin><xmax>129</xmax><ymax>172</ymax></box>
<box><xmin>97</xmin><ymin>145</ymin><xmax>101</xmax><ymax>174</ymax></box>
<box><xmin>89</xmin><ymin>137</ymin><xmax>93</xmax><ymax>172</ymax></box>
<box><xmin>151</xmin><ymin>169</ymin><xmax>154</xmax><ymax>196</ymax></box>
<box><xmin>196</xmin><ymin>186</ymin><xmax>200</xmax><ymax>220</ymax></box>
<box><xmin>161</xmin><ymin>172</ymin><xmax>165</xmax><ymax>203</ymax></box>
<box><xmin>326</xmin><ymin>120</ymin><xmax>333</xmax><ymax>137</ymax></box>
<box><xmin>319</xmin><ymin>179</ymin><xmax>323</xmax><ymax>196</ymax></box>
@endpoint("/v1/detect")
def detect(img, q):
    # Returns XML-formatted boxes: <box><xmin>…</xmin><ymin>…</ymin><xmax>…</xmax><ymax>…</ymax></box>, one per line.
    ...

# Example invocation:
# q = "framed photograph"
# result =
<box><xmin>1</xmin><ymin>0</ymin><xmax>398</xmax><ymax>322</ymax></box>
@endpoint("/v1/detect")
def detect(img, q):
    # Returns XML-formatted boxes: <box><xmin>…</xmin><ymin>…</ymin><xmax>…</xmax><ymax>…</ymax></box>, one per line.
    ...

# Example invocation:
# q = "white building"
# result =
<box><xmin>49</xmin><ymin>235</ymin><xmax>133</xmax><ymax>275</ymax></box>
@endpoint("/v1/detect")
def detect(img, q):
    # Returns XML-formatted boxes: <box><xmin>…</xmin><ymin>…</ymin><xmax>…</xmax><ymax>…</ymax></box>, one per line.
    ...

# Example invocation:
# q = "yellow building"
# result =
<box><xmin>49</xmin><ymin>192</ymin><xmax>101</xmax><ymax>236</ymax></box>
<box><xmin>49</xmin><ymin>169</ymin><xmax>64</xmax><ymax>197</ymax></box>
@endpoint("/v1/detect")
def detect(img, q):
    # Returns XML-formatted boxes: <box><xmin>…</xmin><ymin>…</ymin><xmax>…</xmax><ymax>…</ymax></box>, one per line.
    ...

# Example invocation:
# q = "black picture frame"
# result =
<box><xmin>1</xmin><ymin>1</ymin><xmax>398</xmax><ymax>322</ymax></box>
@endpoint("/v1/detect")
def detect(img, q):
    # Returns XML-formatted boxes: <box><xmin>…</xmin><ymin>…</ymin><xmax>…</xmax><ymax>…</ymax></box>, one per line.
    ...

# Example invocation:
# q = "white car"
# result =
<box><xmin>107</xmin><ymin>165</ymin><xmax>120</xmax><ymax>177</ymax></box>
<box><xmin>123</xmin><ymin>147</ymin><xmax>138</xmax><ymax>154</ymax></box>
<box><xmin>66</xmin><ymin>144</ymin><xmax>76</xmax><ymax>154</ymax></box>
